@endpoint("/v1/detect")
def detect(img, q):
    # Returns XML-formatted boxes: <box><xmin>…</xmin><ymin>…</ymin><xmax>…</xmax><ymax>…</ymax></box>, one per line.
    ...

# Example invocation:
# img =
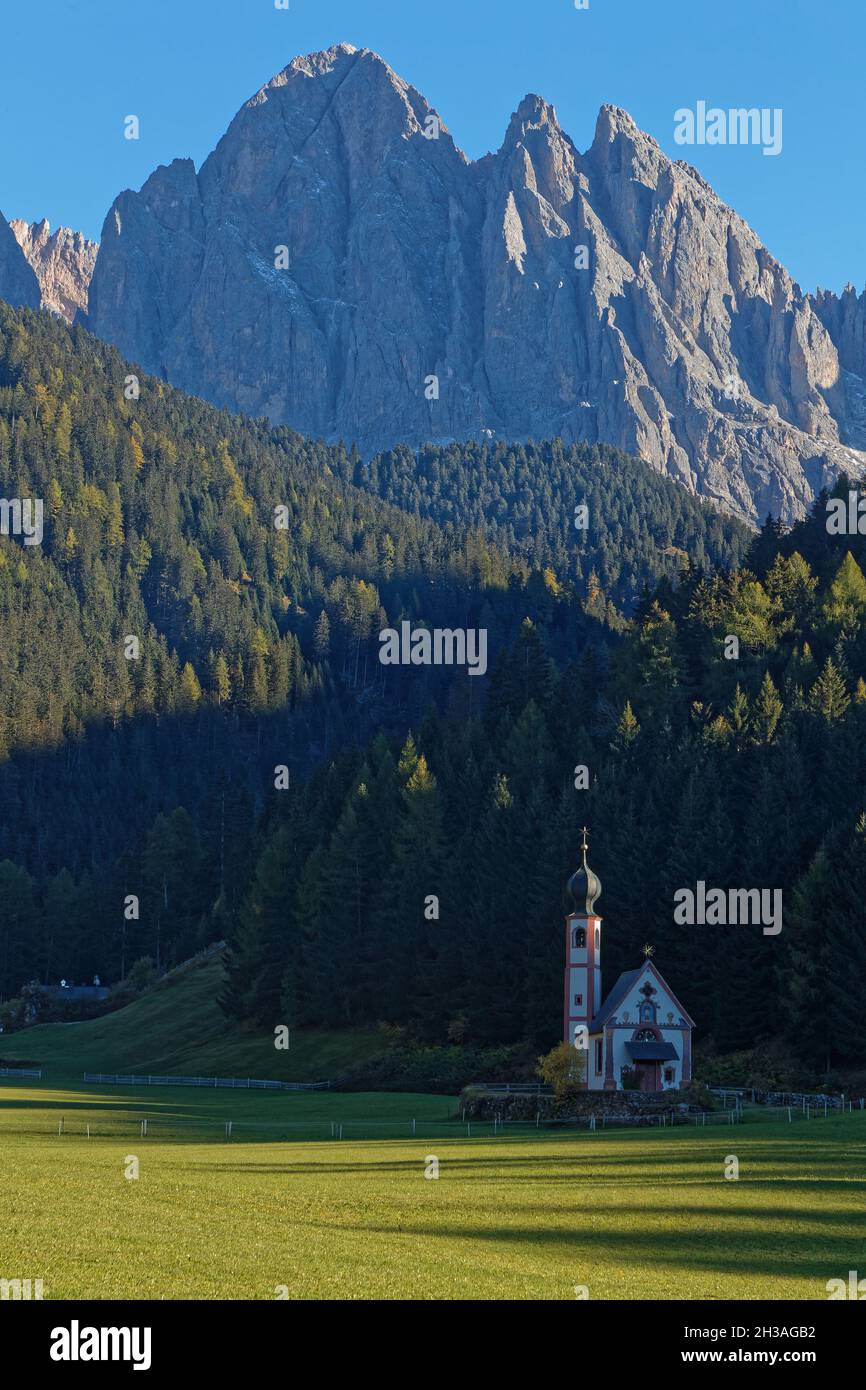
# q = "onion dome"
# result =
<box><xmin>567</xmin><ymin>827</ymin><xmax>602</xmax><ymax>914</ymax></box>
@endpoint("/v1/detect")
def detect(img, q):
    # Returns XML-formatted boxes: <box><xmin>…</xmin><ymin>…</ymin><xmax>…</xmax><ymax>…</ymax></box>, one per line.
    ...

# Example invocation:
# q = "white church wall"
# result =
<box><xmin>603</xmin><ymin>1027</ymin><xmax>684</xmax><ymax>1090</ymax></box>
<box><xmin>585</xmin><ymin>1033</ymin><xmax>605</xmax><ymax>1090</ymax></box>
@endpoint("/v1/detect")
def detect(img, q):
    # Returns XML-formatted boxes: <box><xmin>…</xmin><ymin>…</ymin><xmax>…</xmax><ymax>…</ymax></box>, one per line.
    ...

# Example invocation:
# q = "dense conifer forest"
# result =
<box><xmin>1</xmin><ymin>304</ymin><xmax>865</xmax><ymax>1073</ymax></box>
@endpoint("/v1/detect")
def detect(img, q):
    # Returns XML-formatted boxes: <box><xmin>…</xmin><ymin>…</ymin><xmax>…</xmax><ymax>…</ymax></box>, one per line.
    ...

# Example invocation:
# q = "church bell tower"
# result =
<box><xmin>563</xmin><ymin>827</ymin><xmax>603</xmax><ymax>1047</ymax></box>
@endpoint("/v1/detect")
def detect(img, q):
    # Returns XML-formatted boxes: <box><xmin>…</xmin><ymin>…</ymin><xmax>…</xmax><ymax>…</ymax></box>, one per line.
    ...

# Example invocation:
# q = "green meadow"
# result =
<box><xmin>2</xmin><ymin>960</ymin><xmax>863</xmax><ymax>1300</ymax></box>
<box><xmin>3</xmin><ymin>955</ymin><xmax>387</xmax><ymax>1084</ymax></box>
<box><xmin>1</xmin><ymin>1075</ymin><xmax>863</xmax><ymax>1300</ymax></box>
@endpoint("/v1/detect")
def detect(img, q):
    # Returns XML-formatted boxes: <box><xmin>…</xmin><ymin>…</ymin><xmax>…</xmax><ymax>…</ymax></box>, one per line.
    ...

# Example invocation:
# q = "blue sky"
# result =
<box><xmin>1</xmin><ymin>0</ymin><xmax>862</xmax><ymax>293</ymax></box>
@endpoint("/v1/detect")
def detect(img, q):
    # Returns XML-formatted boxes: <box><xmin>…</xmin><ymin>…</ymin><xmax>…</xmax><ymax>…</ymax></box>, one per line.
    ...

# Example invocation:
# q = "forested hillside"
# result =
<box><xmin>0</xmin><ymin>305</ymin><xmax>746</xmax><ymax>1000</ymax></box>
<box><xmin>223</xmin><ymin>503</ymin><xmax>866</xmax><ymax>1071</ymax></box>
<box><xmin>3</xmin><ymin>303</ymin><xmax>862</xmax><ymax>1076</ymax></box>
<box><xmin>356</xmin><ymin>438</ymin><xmax>751</xmax><ymax>609</ymax></box>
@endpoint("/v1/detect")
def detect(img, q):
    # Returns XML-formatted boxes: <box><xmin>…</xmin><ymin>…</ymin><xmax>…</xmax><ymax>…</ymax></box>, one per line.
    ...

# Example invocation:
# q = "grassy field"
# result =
<box><xmin>3</xmin><ymin>963</ymin><xmax>864</xmax><ymax>1299</ymax></box>
<box><xmin>1</xmin><ymin>1076</ymin><xmax>864</xmax><ymax>1299</ymax></box>
<box><xmin>0</xmin><ymin>955</ymin><xmax>386</xmax><ymax>1083</ymax></box>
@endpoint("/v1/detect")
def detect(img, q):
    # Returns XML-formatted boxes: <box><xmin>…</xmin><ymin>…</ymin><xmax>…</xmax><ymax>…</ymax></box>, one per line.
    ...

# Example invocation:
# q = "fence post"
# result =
<box><xmin>412</xmin><ymin>1118</ymin><xmax>416</xmax><ymax>1137</ymax></box>
<box><xmin>787</xmin><ymin>1107</ymin><xmax>792</xmax><ymax>1123</ymax></box>
<box><xmin>58</xmin><ymin>1117</ymin><xmax>64</xmax><ymax>1135</ymax></box>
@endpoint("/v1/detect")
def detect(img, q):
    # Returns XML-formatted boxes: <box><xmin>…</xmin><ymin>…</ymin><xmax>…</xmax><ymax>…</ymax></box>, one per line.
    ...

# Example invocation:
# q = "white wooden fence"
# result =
<box><xmin>83</xmin><ymin>1072</ymin><xmax>330</xmax><ymax>1091</ymax></box>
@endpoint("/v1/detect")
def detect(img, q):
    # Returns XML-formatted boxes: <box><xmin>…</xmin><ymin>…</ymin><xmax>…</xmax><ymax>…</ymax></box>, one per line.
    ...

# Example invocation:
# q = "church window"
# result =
<box><xmin>639</xmin><ymin>1001</ymin><xmax>654</xmax><ymax>1022</ymax></box>
<box><xmin>635</xmin><ymin>1027</ymin><xmax>656</xmax><ymax>1042</ymax></box>
<box><xmin>594</xmin><ymin>926</ymin><xmax>600</xmax><ymax>950</ymax></box>
<box><xmin>572</xmin><ymin>926</ymin><xmax>586</xmax><ymax>948</ymax></box>
<box><xmin>664</xmin><ymin>1067</ymin><xmax>674</xmax><ymax>1083</ymax></box>
<box><xmin>573</xmin><ymin>993</ymin><xmax>583</xmax><ymax>1006</ymax></box>
<box><xmin>594</xmin><ymin>1039</ymin><xmax>603</xmax><ymax>1073</ymax></box>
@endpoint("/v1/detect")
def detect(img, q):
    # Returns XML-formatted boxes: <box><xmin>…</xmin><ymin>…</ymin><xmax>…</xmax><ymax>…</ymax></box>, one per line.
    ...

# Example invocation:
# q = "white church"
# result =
<box><xmin>563</xmin><ymin>830</ymin><xmax>695</xmax><ymax>1092</ymax></box>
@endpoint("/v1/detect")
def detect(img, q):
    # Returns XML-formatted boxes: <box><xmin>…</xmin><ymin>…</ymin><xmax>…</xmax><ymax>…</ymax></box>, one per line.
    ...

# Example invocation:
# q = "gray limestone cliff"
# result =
<box><xmin>0</xmin><ymin>210</ymin><xmax>41</xmax><ymax>309</ymax></box>
<box><xmin>84</xmin><ymin>44</ymin><xmax>866</xmax><ymax>524</ymax></box>
<box><xmin>10</xmin><ymin>218</ymin><xmax>98</xmax><ymax>322</ymax></box>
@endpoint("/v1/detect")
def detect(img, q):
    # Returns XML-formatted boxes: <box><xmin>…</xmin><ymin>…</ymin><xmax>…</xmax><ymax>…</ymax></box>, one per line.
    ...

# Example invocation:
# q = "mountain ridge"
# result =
<box><xmin>10</xmin><ymin>218</ymin><xmax>97</xmax><ymax>322</ymax></box>
<box><xmin>61</xmin><ymin>45</ymin><xmax>866</xmax><ymax>523</ymax></box>
<box><xmin>0</xmin><ymin>209</ymin><xmax>41</xmax><ymax>309</ymax></box>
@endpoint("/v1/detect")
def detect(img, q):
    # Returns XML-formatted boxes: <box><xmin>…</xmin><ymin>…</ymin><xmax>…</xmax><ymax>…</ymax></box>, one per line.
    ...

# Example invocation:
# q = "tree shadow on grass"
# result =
<box><xmin>186</xmin><ymin>1141</ymin><xmax>866</xmax><ymax>1182</ymax></box>
<box><xmin>286</xmin><ymin>1210</ymin><xmax>863</xmax><ymax>1286</ymax></box>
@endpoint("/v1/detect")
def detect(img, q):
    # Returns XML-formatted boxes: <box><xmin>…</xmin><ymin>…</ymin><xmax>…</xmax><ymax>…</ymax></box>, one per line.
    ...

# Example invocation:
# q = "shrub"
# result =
<box><xmin>536</xmin><ymin>1041</ymin><xmax>587</xmax><ymax>1099</ymax></box>
<box><xmin>679</xmin><ymin>1081</ymin><xmax>717</xmax><ymax>1110</ymax></box>
<box><xmin>335</xmin><ymin>1042</ymin><xmax>532</xmax><ymax>1093</ymax></box>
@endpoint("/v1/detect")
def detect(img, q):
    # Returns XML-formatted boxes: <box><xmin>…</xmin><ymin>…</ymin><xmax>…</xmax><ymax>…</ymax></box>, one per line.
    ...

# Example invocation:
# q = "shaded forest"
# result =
<box><xmin>0</xmin><ymin>304</ymin><xmax>863</xmax><ymax>1073</ymax></box>
<box><xmin>222</xmin><ymin>519</ymin><xmax>866</xmax><ymax>1069</ymax></box>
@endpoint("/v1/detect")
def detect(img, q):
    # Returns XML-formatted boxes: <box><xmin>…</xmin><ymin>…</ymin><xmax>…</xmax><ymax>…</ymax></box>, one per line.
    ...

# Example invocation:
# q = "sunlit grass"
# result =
<box><xmin>1</xmin><ymin>1080</ymin><xmax>863</xmax><ymax>1300</ymax></box>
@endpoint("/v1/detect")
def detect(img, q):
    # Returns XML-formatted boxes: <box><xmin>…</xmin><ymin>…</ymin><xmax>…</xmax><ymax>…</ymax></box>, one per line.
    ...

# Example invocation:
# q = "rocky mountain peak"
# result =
<box><xmin>82</xmin><ymin>46</ymin><xmax>866</xmax><ymax>524</ymax></box>
<box><xmin>504</xmin><ymin>94</ymin><xmax>562</xmax><ymax>142</ymax></box>
<box><xmin>239</xmin><ymin>43</ymin><xmax>440</xmax><ymax>144</ymax></box>
<box><xmin>10</xmin><ymin>217</ymin><xmax>98</xmax><ymax>322</ymax></box>
<box><xmin>0</xmin><ymin>210</ymin><xmax>42</xmax><ymax>310</ymax></box>
<box><xmin>588</xmin><ymin>103</ymin><xmax>666</xmax><ymax>190</ymax></box>
<box><xmin>284</xmin><ymin>40</ymin><xmax>358</xmax><ymax>75</ymax></box>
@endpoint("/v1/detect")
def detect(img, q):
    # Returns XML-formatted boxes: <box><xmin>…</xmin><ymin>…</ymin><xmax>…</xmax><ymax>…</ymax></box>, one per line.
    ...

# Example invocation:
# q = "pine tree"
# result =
<box><xmin>210</xmin><ymin>651</ymin><xmax>231</xmax><ymax>706</ymax></box>
<box><xmin>313</xmin><ymin>610</ymin><xmax>330</xmax><ymax>660</ymax></box>
<box><xmin>370</xmin><ymin>743</ymin><xmax>444</xmax><ymax>1024</ymax></box>
<box><xmin>751</xmin><ymin>671</ymin><xmax>783</xmax><ymax>745</ymax></box>
<box><xmin>178</xmin><ymin>662</ymin><xmax>202</xmax><ymax>711</ymax></box>
<box><xmin>727</xmin><ymin>684</ymin><xmax>751</xmax><ymax>749</ymax></box>
<box><xmin>822</xmin><ymin>551</ymin><xmax>866</xmax><ymax>630</ymax></box>
<box><xmin>221</xmin><ymin>824</ymin><xmax>296</xmax><ymax>1026</ymax></box>
<box><xmin>809</xmin><ymin>658</ymin><xmax>850</xmax><ymax>722</ymax></box>
<box><xmin>612</xmin><ymin>700</ymin><xmax>640</xmax><ymax>750</ymax></box>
